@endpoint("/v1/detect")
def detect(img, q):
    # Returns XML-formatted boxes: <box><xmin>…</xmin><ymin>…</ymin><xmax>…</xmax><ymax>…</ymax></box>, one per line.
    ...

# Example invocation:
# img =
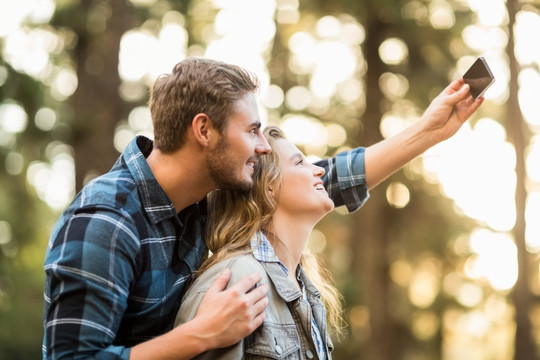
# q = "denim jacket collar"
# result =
<box><xmin>251</xmin><ymin>232</ymin><xmax>322</xmax><ymax>304</ymax></box>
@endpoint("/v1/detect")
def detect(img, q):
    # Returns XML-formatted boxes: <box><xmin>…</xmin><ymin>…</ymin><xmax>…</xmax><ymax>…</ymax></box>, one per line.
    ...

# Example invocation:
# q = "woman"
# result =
<box><xmin>175</xmin><ymin>126</ymin><xmax>343</xmax><ymax>359</ymax></box>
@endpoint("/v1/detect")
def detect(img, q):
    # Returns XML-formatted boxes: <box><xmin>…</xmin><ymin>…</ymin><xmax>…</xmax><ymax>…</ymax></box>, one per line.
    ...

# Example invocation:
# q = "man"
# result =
<box><xmin>43</xmin><ymin>57</ymin><xmax>483</xmax><ymax>360</ymax></box>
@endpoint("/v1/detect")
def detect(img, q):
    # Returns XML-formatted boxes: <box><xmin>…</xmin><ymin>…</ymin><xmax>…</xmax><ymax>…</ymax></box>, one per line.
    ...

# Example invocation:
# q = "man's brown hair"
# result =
<box><xmin>149</xmin><ymin>57</ymin><xmax>259</xmax><ymax>152</ymax></box>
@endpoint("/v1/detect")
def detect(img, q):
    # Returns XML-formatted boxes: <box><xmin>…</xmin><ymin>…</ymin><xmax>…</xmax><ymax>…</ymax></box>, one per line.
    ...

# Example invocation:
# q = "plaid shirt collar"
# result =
<box><xmin>251</xmin><ymin>231</ymin><xmax>290</xmax><ymax>276</ymax></box>
<box><xmin>121</xmin><ymin>136</ymin><xmax>205</xmax><ymax>226</ymax></box>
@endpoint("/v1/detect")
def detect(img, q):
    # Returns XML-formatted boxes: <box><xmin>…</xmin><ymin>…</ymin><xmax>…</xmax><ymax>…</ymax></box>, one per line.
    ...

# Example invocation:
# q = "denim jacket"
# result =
<box><xmin>175</xmin><ymin>252</ymin><xmax>333</xmax><ymax>359</ymax></box>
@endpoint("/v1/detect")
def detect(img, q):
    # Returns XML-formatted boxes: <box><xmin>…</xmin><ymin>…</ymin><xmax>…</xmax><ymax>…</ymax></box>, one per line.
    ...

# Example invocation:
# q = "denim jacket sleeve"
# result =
<box><xmin>175</xmin><ymin>255</ymin><xmax>268</xmax><ymax>360</ymax></box>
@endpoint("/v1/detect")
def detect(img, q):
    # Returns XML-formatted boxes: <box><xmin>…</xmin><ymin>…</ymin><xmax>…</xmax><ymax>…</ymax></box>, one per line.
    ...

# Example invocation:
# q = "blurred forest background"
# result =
<box><xmin>1</xmin><ymin>0</ymin><xmax>540</xmax><ymax>359</ymax></box>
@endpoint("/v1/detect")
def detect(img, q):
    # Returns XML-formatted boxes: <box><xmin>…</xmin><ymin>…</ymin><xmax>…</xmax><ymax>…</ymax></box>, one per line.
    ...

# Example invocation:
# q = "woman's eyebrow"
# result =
<box><xmin>290</xmin><ymin>153</ymin><xmax>304</xmax><ymax>162</ymax></box>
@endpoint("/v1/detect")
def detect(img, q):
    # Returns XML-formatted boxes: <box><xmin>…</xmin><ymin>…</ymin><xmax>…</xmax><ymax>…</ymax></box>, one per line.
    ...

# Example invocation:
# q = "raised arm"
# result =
<box><xmin>364</xmin><ymin>77</ymin><xmax>484</xmax><ymax>190</ymax></box>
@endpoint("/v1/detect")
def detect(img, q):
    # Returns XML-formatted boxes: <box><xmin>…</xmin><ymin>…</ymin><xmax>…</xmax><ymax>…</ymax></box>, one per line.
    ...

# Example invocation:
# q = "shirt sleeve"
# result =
<box><xmin>315</xmin><ymin>147</ymin><xmax>370</xmax><ymax>213</ymax></box>
<box><xmin>43</xmin><ymin>206</ymin><xmax>140</xmax><ymax>360</ymax></box>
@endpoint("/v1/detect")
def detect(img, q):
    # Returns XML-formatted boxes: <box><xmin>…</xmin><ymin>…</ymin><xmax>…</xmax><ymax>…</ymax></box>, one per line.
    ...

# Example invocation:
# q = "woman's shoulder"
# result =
<box><xmin>188</xmin><ymin>253</ymin><xmax>266</xmax><ymax>294</ymax></box>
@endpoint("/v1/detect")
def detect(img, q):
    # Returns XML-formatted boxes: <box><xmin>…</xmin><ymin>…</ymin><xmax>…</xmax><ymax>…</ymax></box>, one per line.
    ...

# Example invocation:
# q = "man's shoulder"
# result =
<box><xmin>77</xmin><ymin>135</ymin><xmax>151</xmax><ymax>208</ymax></box>
<box><xmin>68</xmin><ymin>169</ymin><xmax>139</xmax><ymax>212</ymax></box>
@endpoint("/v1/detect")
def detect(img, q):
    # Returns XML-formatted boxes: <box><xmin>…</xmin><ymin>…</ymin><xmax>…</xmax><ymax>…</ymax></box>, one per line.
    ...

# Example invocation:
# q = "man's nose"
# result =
<box><xmin>255</xmin><ymin>133</ymin><xmax>271</xmax><ymax>155</ymax></box>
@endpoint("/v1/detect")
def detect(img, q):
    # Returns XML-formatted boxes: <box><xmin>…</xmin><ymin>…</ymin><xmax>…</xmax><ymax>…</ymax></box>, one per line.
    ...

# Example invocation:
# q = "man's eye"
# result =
<box><xmin>296</xmin><ymin>160</ymin><xmax>304</xmax><ymax>165</ymax></box>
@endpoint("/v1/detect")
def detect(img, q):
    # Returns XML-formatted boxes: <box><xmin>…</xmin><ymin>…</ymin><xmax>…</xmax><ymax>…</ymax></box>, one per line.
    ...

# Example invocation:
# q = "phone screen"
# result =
<box><xmin>463</xmin><ymin>57</ymin><xmax>495</xmax><ymax>99</ymax></box>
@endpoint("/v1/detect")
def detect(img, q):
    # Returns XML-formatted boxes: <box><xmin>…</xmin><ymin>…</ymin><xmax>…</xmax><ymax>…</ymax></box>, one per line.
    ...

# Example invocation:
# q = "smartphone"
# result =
<box><xmin>462</xmin><ymin>57</ymin><xmax>495</xmax><ymax>99</ymax></box>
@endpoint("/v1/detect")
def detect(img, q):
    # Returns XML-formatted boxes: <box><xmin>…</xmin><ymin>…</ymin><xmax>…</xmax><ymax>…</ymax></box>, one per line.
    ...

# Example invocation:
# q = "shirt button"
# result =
<box><xmin>306</xmin><ymin>349</ymin><xmax>314</xmax><ymax>359</ymax></box>
<box><xmin>275</xmin><ymin>344</ymin><xmax>283</xmax><ymax>355</ymax></box>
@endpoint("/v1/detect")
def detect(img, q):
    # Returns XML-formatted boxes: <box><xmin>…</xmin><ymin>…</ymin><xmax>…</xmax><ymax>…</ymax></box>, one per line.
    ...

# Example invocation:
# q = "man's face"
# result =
<box><xmin>207</xmin><ymin>93</ymin><xmax>271</xmax><ymax>192</ymax></box>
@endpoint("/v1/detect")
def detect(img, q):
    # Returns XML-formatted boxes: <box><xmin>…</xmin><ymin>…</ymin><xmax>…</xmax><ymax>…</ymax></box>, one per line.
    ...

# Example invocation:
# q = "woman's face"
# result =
<box><xmin>273</xmin><ymin>139</ymin><xmax>334</xmax><ymax>219</ymax></box>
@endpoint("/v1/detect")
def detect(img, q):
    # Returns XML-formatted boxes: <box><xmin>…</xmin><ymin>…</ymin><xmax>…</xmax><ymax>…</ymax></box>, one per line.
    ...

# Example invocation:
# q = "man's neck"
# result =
<box><xmin>146</xmin><ymin>146</ymin><xmax>215</xmax><ymax>213</ymax></box>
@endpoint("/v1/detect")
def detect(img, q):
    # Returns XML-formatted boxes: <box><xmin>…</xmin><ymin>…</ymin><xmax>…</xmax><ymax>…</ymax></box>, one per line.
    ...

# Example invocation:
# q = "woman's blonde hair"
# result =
<box><xmin>203</xmin><ymin>126</ymin><xmax>344</xmax><ymax>333</ymax></box>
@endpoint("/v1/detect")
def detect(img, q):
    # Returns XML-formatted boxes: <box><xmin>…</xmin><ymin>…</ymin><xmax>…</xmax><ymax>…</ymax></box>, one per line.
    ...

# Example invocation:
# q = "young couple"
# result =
<box><xmin>42</xmin><ymin>57</ymin><xmax>484</xmax><ymax>359</ymax></box>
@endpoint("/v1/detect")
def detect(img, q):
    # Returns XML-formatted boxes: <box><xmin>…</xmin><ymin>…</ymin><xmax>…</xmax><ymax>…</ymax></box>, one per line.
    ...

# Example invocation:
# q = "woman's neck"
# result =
<box><xmin>265</xmin><ymin>212</ymin><xmax>315</xmax><ymax>282</ymax></box>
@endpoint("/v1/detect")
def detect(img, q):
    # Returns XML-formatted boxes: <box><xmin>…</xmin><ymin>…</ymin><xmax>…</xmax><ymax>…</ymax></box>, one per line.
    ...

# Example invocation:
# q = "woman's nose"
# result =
<box><xmin>312</xmin><ymin>164</ymin><xmax>325</xmax><ymax>177</ymax></box>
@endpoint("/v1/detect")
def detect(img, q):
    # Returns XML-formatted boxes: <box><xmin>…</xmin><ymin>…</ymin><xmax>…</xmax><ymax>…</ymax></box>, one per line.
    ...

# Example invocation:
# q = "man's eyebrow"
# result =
<box><xmin>251</xmin><ymin>121</ymin><xmax>262</xmax><ymax>129</ymax></box>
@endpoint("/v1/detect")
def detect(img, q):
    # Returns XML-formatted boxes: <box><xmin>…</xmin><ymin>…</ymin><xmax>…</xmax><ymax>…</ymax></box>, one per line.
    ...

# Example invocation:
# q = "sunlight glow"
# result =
<box><xmin>379</xmin><ymin>38</ymin><xmax>408</xmax><ymax>65</ymax></box>
<box><xmin>429</xmin><ymin>1</ymin><xmax>455</xmax><ymax>29</ymax></box>
<box><xmin>119</xmin><ymin>16</ymin><xmax>188</xmax><ymax>84</ymax></box>
<box><xmin>119</xmin><ymin>31</ymin><xmax>157</xmax><ymax>82</ymax></box>
<box><xmin>423</xmin><ymin>118</ymin><xmax>516</xmax><ymax>232</ymax></box>
<box><xmin>0</xmin><ymin>0</ymin><xmax>55</xmax><ymax>37</ymax></box>
<box><xmin>276</xmin><ymin>0</ymin><xmax>299</xmax><ymax>24</ymax></box>
<box><xmin>515</xmin><ymin>11</ymin><xmax>540</xmax><ymax>66</ymax></box>
<box><xmin>469</xmin><ymin>0</ymin><xmax>507</xmax><ymax>26</ymax></box>
<box><xmin>409</xmin><ymin>268</ymin><xmax>439</xmax><ymax>308</ymax></box>
<box><xmin>26</xmin><ymin>146</ymin><xmax>75</xmax><ymax>211</ymax></box>
<box><xmin>5</xmin><ymin>152</ymin><xmax>24</xmax><ymax>176</ymax></box>
<box><xmin>390</xmin><ymin>260</ymin><xmax>413</xmax><ymax>287</ymax></box>
<box><xmin>281</xmin><ymin>115</ymin><xmax>327</xmax><ymax>145</ymax></box>
<box><xmin>0</xmin><ymin>221</ymin><xmax>12</xmax><ymax>246</ymax></box>
<box><xmin>461</xmin><ymin>25</ymin><xmax>508</xmax><ymax>52</ymax></box>
<box><xmin>50</xmin><ymin>68</ymin><xmax>78</xmax><ymax>100</ymax></box>
<box><xmin>525</xmin><ymin>192</ymin><xmax>540</xmax><ymax>252</ymax></box>
<box><xmin>412</xmin><ymin>311</ymin><xmax>439</xmax><ymax>340</ymax></box>
<box><xmin>285</xmin><ymin>86</ymin><xmax>312</xmax><ymax>111</ymax></box>
<box><xmin>379</xmin><ymin>72</ymin><xmax>409</xmax><ymax>101</ymax></box>
<box><xmin>527</xmin><ymin>136</ymin><xmax>540</xmax><ymax>181</ymax></box>
<box><xmin>309</xmin><ymin>41</ymin><xmax>357</xmax><ymax>98</ymax></box>
<box><xmin>325</xmin><ymin>123</ymin><xmax>347</xmax><ymax>148</ymax></box>
<box><xmin>386</xmin><ymin>182</ymin><xmax>410</xmax><ymax>208</ymax></box>
<box><xmin>456</xmin><ymin>283</ymin><xmax>484</xmax><ymax>308</ymax></box>
<box><xmin>336</xmin><ymin>78</ymin><xmax>363</xmax><ymax>103</ymax></box>
<box><xmin>288</xmin><ymin>32</ymin><xmax>317</xmax><ymax>74</ymax></box>
<box><xmin>0</xmin><ymin>102</ymin><xmax>28</xmax><ymax>134</ymax></box>
<box><xmin>315</xmin><ymin>16</ymin><xmax>341</xmax><ymax>38</ymax></box>
<box><xmin>206</xmin><ymin>0</ymin><xmax>275</xmax><ymax>84</ymax></box>
<box><xmin>35</xmin><ymin>107</ymin><xmax>57</xmax><ymax>131</ymax></box>
<box><xmin>114</xmin><ymin>106</ymin><xmax>153</xmax><ymax>153</ymax></box>
<box><xmin>3</xmin><ymin>27</ymin><xmax>59</xmax><ymax>79</ymax></box>
<box><xmin>518</xmin><ymin>68</ymin><xmax>540</xmax><ymax>127</ymax></box>
<box><xmin>287</xmin><ymin>17</ymin><xmax>362</xmax><ymax>100</ymax></box>
<box><xmin>465</xmin><ymin>228</ymin><xmax>518</xmax><ymax>291</ymax></box>
<box><xmin>260</xmin><ymin>84</ymin><xmax>284</xmax><ymax>109</ymax></box>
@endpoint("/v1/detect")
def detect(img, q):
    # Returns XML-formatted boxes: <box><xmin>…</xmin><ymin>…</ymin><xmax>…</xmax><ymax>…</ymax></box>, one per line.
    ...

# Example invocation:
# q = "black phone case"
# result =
<box><xmin>463</xmin><ymin>57</ymin><xmax>495</xmax><ymax>99</ymax></box>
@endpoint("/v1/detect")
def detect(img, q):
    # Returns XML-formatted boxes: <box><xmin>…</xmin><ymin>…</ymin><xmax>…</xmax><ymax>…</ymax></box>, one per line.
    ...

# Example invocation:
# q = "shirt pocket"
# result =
<box><xmin>245</xmin><ymin>323</ymin><xmax>300</xmax><ymax>359</ymax></box>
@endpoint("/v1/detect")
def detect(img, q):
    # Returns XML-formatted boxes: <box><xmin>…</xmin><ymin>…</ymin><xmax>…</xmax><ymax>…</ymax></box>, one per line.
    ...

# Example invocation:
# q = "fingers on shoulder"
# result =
<box><xmin>227</xmin><ymin>256</ymin><xmax>266</xmax><ymax>287</ymax></box>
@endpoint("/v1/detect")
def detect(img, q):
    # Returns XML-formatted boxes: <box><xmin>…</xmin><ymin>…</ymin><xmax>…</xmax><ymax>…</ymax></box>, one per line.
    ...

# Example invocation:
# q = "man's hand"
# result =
<box><xmin>192</xmin><ymin>269</ymin><xmax>269</xmax><ymax>349</ymax></box>
<box><xmin>421</xmin><ymin>77</ymin><xmax>485</xmax><ymax>145</ymax></box>
<box><xmin>130</xmin><ymin>269</ymin><xmax>268</xmax><ymax>360</ymax></box>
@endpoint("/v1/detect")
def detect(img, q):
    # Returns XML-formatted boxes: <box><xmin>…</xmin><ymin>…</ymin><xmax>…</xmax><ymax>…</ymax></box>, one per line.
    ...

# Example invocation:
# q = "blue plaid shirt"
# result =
<box><xmin>42</xmin><ymin>135</ymin><xmax>368</xmax><ymax>359</ymax></box>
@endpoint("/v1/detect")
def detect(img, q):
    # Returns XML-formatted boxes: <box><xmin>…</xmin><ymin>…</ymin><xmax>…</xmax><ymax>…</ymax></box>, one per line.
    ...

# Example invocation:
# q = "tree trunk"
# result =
<box><xmin>71</xmin><ymin>0</ymin><xmax>132</xmax><ymax>191</ymax></box>
<box><xmin>505</xmin><ymin>0</ymin><xmax>536</xmax><ymax>358</ymax></box>
<box><xmin>349</xmin><ymin>15</ymin><xmax>398</xmax><ymax>360</ymax></box>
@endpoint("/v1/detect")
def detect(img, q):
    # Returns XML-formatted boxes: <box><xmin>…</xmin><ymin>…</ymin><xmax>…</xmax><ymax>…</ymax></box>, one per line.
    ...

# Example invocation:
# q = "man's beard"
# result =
<box><xmin>207</xmin><ymin>137</ymin><xmax>253</xmax><ymax>193</ymax></box>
